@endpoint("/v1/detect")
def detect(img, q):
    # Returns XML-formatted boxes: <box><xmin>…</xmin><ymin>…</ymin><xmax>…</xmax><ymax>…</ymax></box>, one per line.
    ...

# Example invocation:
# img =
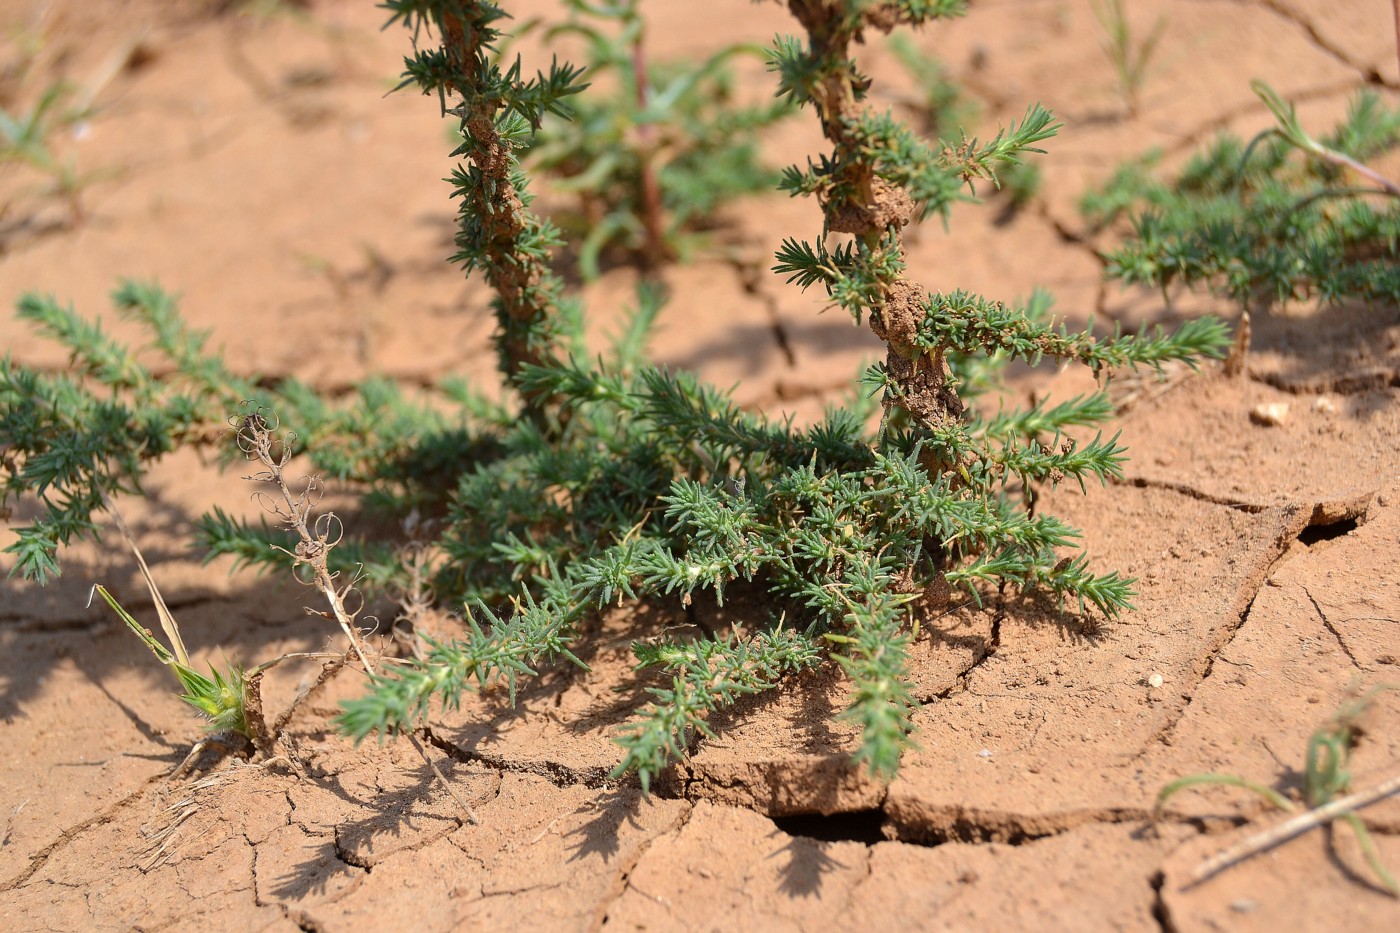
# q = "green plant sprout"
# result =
<box><xmin>509</xmin><ymin>0</ymin><xmax>793</xmax><ymax>278</ymax></box>
<box><xmin>1156</xmin><ymin>686</ymin><xmax>1400</xmax><ymax>896</ymax></box>
<box><xmin>1091</xmin><ymin>0</ymin><xmax>1166</xmax><ymax>119</ymax></box>
<box><xmin>2</xmin><ymin>1</ymin><xmax>1229</xmax><ymax>791</ymax></box>
<box><xmin>93</xmin><ymin>584</ymin><xmax>251</xmax><ymax>738</ymax></box>
<box><xmin>1087</xmin><ymin>82</ymin><xmax>1400</xmax><ymax>314</ymax></box>
<box><xmin>0</xmin><ymin>80</ymin><xmax>106</xmax><ymax>225</ymax></box>
<box><xmin>1251</xmin><ymin>80</ymin><xmax>1400</xmax><ymax>196</ymax></box>
<box><xmin>885</xmin><ymin>32</ymin><xmax>1038</xmax><ymax>214</ymax></box>
<box><xmin>885</xmin><ymin>32</ymin><xmax>977</xmax><ymax>143</ymax></box>
<box><xmin>90</xmin><ymin>402</ymin><xmax>400</xmax><ymax>774</ymax></box>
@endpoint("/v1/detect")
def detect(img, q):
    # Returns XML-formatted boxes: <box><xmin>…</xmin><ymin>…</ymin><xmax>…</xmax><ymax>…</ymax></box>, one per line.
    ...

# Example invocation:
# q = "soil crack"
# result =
<box><xmin>771</xmin><ymin>808</ymin><xmax>887</xmax><ymax>845</ymax></box>
<box><xmin>1150</xmin><ymin>869</ymin><xmax>1175</xmax><ymax>933</ymax></box>
<box><xmin>587</xmin><ymin>800</ymin><xmax>692</xmax><ymax>932</ymax></box>
<box><xmin>331</xmin><ymin>827</ymin><xmax>374</xmax><ymax>873</ymax></box>
<box><xmin>0</xmin><ymin>773</ymin><xmax>165</xmax><ymax>893</ymax></box>
<box><xmin>421</xmin><ymin>725</ymin><xmax>614</xmax><ymax>789</ymax></box>
<box><xmin>726</xmin><ymin>254</ymin><xmax>797</xmax><ymax>368</ymax></box>
<box><xmin>923</xmin><ymin>597</ymin><xmax>1004</xmax><ymax>704</ymax></box>
<box><xmin>1253</xmin><ymin>368</ymin><xmax>1400</xmax><ymax>396</ymax></box>
<box><xmin>1132</xmin><ymin>504</ymin><xmax>1311</xmax><ymax>759</ymax></box>
<box><xmin>1301</xmin><ymin>585</ymin><xmax>1363</xmax><ymax>669</ymax></box>
<box><xmin>1242</xmin><ymin>0</ymin><xmax>1396</xmax><ymax>87</ymax></box>
<box><xmin>1119</xmin><ymin>476</ymin><xmax>1266</xmax><ymax>512</ymax></box>
<box><xmin>1122</xmin><ymin>477</ymin><xmax>1375</xmax><ymax>531</ymax></box>
<box><xmin>885</xmin><ymin>803</ymin><xmax>1156</xmax><ymax>846</ymax></box>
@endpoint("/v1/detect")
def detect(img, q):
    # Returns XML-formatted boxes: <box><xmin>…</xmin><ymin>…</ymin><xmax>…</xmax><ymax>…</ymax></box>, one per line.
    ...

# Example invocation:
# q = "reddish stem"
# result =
<box><xmin>631</xmin><ymin>29</ymin><xmax>668</xmax><ymax>270</ymax></box>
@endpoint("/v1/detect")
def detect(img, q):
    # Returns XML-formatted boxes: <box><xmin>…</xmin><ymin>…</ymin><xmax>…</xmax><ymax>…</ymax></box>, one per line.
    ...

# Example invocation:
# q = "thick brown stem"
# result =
<box><xmin>781</xmin><ymin>1</ymin><xmax>963</xmax><ymax>436</ymax></box>
<box><xmin>441</xmin><ymin>13</ymin><xmax>563</xmax><ymax>425</ymax></box>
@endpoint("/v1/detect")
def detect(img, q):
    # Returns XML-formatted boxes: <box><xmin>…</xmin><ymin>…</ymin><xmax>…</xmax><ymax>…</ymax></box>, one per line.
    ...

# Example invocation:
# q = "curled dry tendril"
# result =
<box><xmin>230</xmin><ymin>401</ymin><xmax>376</xmax><ymax>673</ymax></box>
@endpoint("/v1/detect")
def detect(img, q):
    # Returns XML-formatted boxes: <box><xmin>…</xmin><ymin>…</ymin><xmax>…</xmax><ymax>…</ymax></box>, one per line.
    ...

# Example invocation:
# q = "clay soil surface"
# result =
<box><xmin>3</xmin><ymin>1</ymin><xmax>1400</xmax><ymax>930</ymax></box>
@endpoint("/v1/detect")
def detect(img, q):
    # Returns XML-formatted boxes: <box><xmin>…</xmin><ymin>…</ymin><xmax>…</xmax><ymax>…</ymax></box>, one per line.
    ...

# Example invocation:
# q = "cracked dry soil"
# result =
<box><xmin>2</xmin><ymin>1</ymin><xmax>1399</xmax><ymax>930</ymax></box>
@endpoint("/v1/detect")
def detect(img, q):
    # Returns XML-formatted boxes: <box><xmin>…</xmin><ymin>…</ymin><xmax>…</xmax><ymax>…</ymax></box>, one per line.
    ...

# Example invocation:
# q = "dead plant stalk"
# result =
<box><xmin>1189</xmin><ymin>771</ymin><xmax>1400</xmax><ymax>889</ymax></box>
<box><xmin>235</xmin><ymin>410</ymin><xmax>375</xmax><ymax>674</ymax></box>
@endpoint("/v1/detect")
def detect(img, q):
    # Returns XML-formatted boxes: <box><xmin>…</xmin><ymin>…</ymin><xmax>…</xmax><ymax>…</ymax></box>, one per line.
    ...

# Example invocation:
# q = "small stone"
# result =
<box><xmin>1147</xmin><ymin>673</ymin><xmax>1164</xmax><ymax>689</ymax></box>
<box><xmin>1230</xmin><ymin>899</ymin><xmax>1258</xmax><ymax>914</ymax></box>
<box><xmin>978</xmin><ymin>748</ymin><xmax>993</xmax><ymax>758</ymax></box>
<box><xmin>1249</xmin><ymin>402</ymin><xmax>1290</xmax><ymax>426</ymax></box>
<box><xmin>1312</xmin><ymin>396</ymin><xmax>1338</xmax><ymax>414</ymax></box>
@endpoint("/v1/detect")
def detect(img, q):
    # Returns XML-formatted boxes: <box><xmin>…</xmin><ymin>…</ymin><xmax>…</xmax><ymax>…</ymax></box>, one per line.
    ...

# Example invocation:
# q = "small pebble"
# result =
<box><xmin>978</xmin><ymin>748</ymin><xmax>993</xmax><ymax>758</ymax></box>
<box><xmin>1147</xmin><ymin>673</ymin><xmax>1164</xmax><ymax>689</ymax></box>
<box><xmin>1312</xmin><ymin>396</ymin><xmax>1337</xmax><ymax>414</ymax></box>
<box><xmin>1249</xmin><ymin>402</ymin><xmax>1290</xmax><ymax>426</ymax></box>
<box><xmin>1230</xmin><ymin>898</ymin><xmax>1258</xmax><ymax>914</ymax></box>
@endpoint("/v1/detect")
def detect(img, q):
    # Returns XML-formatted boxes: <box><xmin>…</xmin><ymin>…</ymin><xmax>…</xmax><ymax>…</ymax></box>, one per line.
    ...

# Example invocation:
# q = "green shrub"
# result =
<box><xmin>1</xmin><ymin>1</ymin><xmax>1227</xmax><ymax>788</ymax></box>
<box><xmin>1086</xmin><ymin>83</ymin><xmax>1400</xmax><ymax>311</ymax></box>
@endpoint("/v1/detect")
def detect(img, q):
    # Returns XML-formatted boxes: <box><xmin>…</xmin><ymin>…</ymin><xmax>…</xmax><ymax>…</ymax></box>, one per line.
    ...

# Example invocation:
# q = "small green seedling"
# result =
<box><xmin>1156</xmin><ymin>686</ymin><xmax>1400</xmax><ymax>896</ymax></box>
<box><xmin>513</xmin><ymin>0</ymin><xmax>792</xmax><ymax>277</ymax></box>
<box><xmin>1091</xmin><ymin>0</ymin><xmax>1166</xmax><ymax>119</ymax></box>
<box><xmin>1250</xmin><ymin>80</ymin><xmax>1400</xmax><ymax>195</ymax></box>
<box><xmin>92</xmin><ymin>584</ymin><xmax>251</xmax><ymax>738</ymax></box>
<box><xmin>0</xmin><ymin>80</ymin><xmax>106</xmax><ymax>225</ymax></box>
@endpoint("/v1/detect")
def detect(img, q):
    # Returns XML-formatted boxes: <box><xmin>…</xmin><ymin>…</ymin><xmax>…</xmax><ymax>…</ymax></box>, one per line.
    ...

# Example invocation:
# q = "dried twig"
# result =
<box><xmin>233</xmin><ymin>404</ymin><xmax>480</xmax><ymax>821</ymax></box>
<box><xmin>233</xmin><ymin>406</ymin><xmax>375</xmax><ymax>674</ymax></box>
<box><xmin>1187</xmin><ymin>771</ymin><xmax>1400</xmax><ymax>889</ymax></box>
<box><xmin>409</xmin><ymin>730</ymin><xmax>480</xmax><ymax>826</ymax></box>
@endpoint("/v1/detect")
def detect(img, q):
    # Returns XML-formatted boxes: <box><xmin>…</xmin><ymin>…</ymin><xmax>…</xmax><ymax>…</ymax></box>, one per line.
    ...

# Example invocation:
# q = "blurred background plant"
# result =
<box><xmin>1084</xmin><ymin>83</ymin><xmax>1400</xmax><ymax>315</ymax></box>
<box><xmin>0</xmin><ymin>17</ymin><xmax>131</xmax><ymax>231</ymax></box>
<box><xmin>885</xmin><ymin>32</ymin><xmax>1040</xmax><ymax>218</ymax></box>
<box><xmin>507</xmin><ymin>0</ymin><xmax>794</xmax><ymax>279</ymax></box>
<box><xmin>0</xmin><ymin>77</ymin><xmax>101</xmax><ymax>226</ymax></box>
<box><xmin>1091</xmin><ymin>0</ymin><xmax>1167</xmax><ymax>120</ymax></box>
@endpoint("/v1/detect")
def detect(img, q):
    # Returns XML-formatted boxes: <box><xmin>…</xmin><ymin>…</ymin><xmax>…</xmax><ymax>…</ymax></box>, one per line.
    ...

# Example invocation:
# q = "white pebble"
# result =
<box><xmin>1249</xmin><ymin>402</ymin><xmax>1289</xmax><ymax>427</ymax></box>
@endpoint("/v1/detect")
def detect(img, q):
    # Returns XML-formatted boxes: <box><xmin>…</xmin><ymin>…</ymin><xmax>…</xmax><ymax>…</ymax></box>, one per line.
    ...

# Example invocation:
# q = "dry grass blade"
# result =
<box><xmin>140</xmin><ymin>770</ymin><xmax>230</xmax><ymax>872</ymax></box>
<box><xmin>1187</xmin><ymin>771</ymin><xmax>1400</xmax><ymax>892</ymax></box>
<box><xmin>98</xmin><ymin>489</ymin><xmax>189</xmax><ymax>666</ymax></box>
